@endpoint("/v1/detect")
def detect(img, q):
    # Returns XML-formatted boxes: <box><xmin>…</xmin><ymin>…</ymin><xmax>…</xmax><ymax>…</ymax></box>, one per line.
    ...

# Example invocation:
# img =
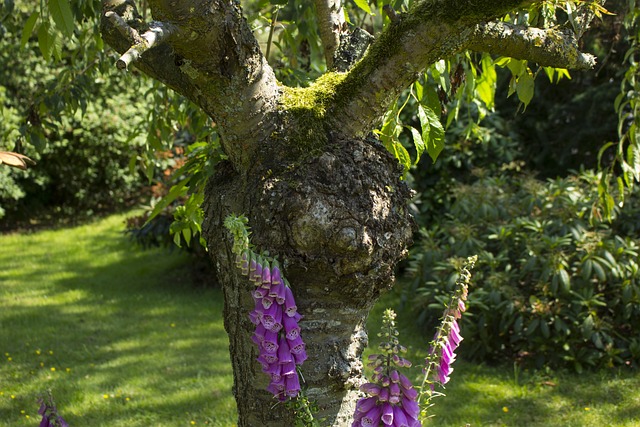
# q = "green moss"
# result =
<box><xmin>278</xmin><ymin>72</ymin><xmax>348</xmax><ymax>156</ymax></box>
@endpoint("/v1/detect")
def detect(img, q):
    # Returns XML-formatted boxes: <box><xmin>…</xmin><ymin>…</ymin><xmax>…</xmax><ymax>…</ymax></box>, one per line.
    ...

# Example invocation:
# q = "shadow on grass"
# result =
<box><xmin>0</xmin><ymin>218</ymin><xmax>236</xmax><ymax>426</ymax></box>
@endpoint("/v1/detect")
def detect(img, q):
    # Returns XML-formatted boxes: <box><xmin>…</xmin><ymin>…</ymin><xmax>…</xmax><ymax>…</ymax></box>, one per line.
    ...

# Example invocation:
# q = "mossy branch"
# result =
<box><xmin>468</xmin><ymin>21</ymin><xmax>597</xmax><ymax>70</ymax></box>
<box><xmin>325</xmin><ymin>0</ymin><xmax>599</xmax><ymax>139</ymax></box>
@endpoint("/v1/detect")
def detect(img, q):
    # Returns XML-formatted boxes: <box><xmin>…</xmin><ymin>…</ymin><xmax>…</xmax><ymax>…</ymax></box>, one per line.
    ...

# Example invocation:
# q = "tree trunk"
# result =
<box><xmin>100</xmin><ymin>1</ymin><xmax>600</xmax><ymax>424</ymax></box>
<box><xmin>202</xmin><ymin>135</ymin><xmax>414</xmax><ymax>425</ymax></box>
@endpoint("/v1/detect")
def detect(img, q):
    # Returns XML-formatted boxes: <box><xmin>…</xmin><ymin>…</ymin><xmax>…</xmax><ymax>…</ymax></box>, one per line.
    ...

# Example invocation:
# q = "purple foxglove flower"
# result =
<box><xmin>266</xmin><ymin>383</ymin><xmax>283</xmax><ymax>399</ymax></box>
<box><xmin>259</xmin><ymin>351</ymin><xmax>278</xmax><ymax>365</ymax></box>
<box><xmin>283</xmin><ymin>285</ymin><xmax>297</xmax><ymax>317</ymax></box>
<box><xmin>261</xmin><ymin>302</ymin><xmax>280</xmax><ymax>330</ymax></box>
<box><xmin>281</xmin><ymin>360</ymin><xmax>296</xmax><ymax>377</ymax></box>
<box><xmin>271</xmin><ymin>375</ymin><xmax>286</xmax><ymax>391</ymax></box>
<box><xmin>257</xmin><ymin>353</ymin><xmax>272</xmax><ymax>369</ymax></box>
<box><xmin>262</xmin><ymin>330</ymin><xmax>279</xmax><ymax>354</ymax></box>
<box><xmin>38</xmin><ymin>403</ymin><xmax>46</xmax><ymax>415</ymax></box>
<box><xmin>398</xmin><ymin>373</ymin><xmax>414</xmax><ymax>390</ymax></box>
<box><xmin>389</xmin><ymin>382</ymin><xmax>401</xmax><ymax>397</ymax></box>
<box><xmin>58</xmin><ymin>416</ymin><xmax>70</xmax><ymax>427</ymax></box>
<box><xmin>393</xmin><ymin>405</ymin><xmax>411</xmax><ymax>427</ymax></box>
<box><xmin>285</xmin><ymin>373</ymin><xmax>300</xmax><ymax>397</ymax></box>
<box><xmin>360</xmin><ymin>382</ymin><xmax>381</xmax><ymax>395</ymax></box>
<box><xmin>378</xmin><ymin>387</ymin><xmax>389</xmax><ymax>402</ymax></box>
<box><xmin>261</xmin><ymin>295</ymin><xmax>274</xmax><ymax>310</ymax></box>
<box><xmin>277</xmin><ymin>338</ymin><xmax>293</xmax><ymax>364</ymax></box>
<box><xmin>269</xmin><ymin>320</ymin><xmax>283</xmax><ymax>333</ymax></box>
<box><xmin>252</xmin><ymin>258</ymin><xmax>263</xmax><ymax>283</ymax></box>
<box><xmin>402</xmin><ymin>385</ymin><xmax>418</xmax><ymax>400</ymax></box>
<box><xmin>398</xmin><ymin>357</ymin><xmax>412</xmax><ymax>368</ymax></box>
<box><xmin>249</xmin><ymin>252</ymin><xmax>257</xmax><ymax>276</ymax></box>
<box><xmin>382</xmin><ymin>375</ymin><xmax>391</xmax><ymax>387</ymax></box>
<box><xmin>401</xmin><ymin>396</ymin><xmax>420</xmax><ymax>420</ymax></box>
<box><xmin>262</xmin><ymin>260</ymin><xmax>271</xmax><ymax>286</ymax></box>
<box><xmin>269</xmin><ymin>281</ymin><xmax>286</xmax><ymax>303</ymax></box>
<box><xmin>449</xmin><ymin>320</ymin><xmax>463</xmax><ymax>346</ymax></box>
<box><xmin>360</xmin><ymin>405</ymin><xmax>382</xmax><ymax>427</ymax></box>
<box><xmin>248</xmin><ymin>309</ymin><xmax>260</xmax><ymax>325</ymax></box>
<box><xmin>437</xmin><ymin>362</ymin><xmax>451</xmax><ymax>384</ymax></box>
<box><xmin>264</xmin><ymin>362</ymin><xmax>282</xmax><ymax>381</ymax></box>
<box><xmin>254</xmin><ymin>323</ymin><xmax>266</xmax><ymax>342</ymax></box>
<box><xmin>251</xmin><ymin>333</ymin><xmax>262</xmax><ymax>346</ymax></box>
<box><xmin>287</xmin><ymin>336</ymin><xmax>305</xmax><ymax>354</ymax></box>
<box><xmin>356</xmin><ymin>397</ymin><xmax>378</xmax><ymax>413</ymax></box>
<box><xmin>283</xmin><ymin>315</ymin><xmax>300</xmax><ymax>341</ymax></box>
<box><xmin>253</xmin><ymin>287</ymin><xmax>268</xmax><ymax>299</ymax></box>
<box><xmin>390</xmin><ymin>369</ymin><xmax>400</xmax><ymax>383</ymax></box>
<box><xmin>381</xmin><ymin>402</ymin><xmax>394</xmax><ymax>425</ymax></box>
<box><xmin>459</xmin><ymin>299</ymin><xmax>466</xmax><ymax>313</ymax></box>
<box><xmin>293</xmin><ymin>349</ymin><xmax>307</xmax><ymax>365</ymax></box>
<box><xmin>271</xmin><ymin>264</ymin><xmax>283</xmax><ymax>285</ymax></box>
<box><xmin>254</xmin><ymin>298</ymin><xmax>265</xmax><ymax>316</ymax></box>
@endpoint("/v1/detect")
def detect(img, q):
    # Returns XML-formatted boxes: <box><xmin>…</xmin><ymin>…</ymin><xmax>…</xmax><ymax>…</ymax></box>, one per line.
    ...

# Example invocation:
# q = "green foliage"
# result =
<box><xmin>0</xmin><ymin>0</ymin><xmax>148</xmax><ymax>221</ymax></box>
<box><xmin>406</xmin><ymin>165</ymin><xmax>640</xmax><ymax>371</ymax></box>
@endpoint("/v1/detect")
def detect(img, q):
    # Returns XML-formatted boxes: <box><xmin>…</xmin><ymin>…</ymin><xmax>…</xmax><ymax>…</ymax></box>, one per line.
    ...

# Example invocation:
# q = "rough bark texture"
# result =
<box><xmin>203</xmin><ymin>135</ymin><xmax>414</xmax><ymax>425</ymax></box>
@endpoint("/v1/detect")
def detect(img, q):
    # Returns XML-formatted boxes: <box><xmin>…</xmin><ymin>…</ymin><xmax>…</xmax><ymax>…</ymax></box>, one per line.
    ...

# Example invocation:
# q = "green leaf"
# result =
<box><xmin>419</xmin><ymin>104</ymin><xmax>445</xmax><ymax>163</ymax></box>
<box><xmin>516</xmin><ymin>71</ymin><xmax>534</xmax><ymax>108</ymax></box>
<box><xmin>409</xmin><ymin>127</ymin><xmax>425</xmax><ymax>165</ymax></box>
<box><xmin>21</xmin><ymin>11</ymin><xmax>39</xmax><ymax>48</ymax></box>
<box><xmin>49</xmin><ymin>0</ymin><xmax>75</xmax><ymax>37</ymax></box>
<box><xmin>352</xmin><ymin>0</ymin><xmax>373</xmax><ymax>14</ymax></box>
<box><xmin>393</xmin><ymin>141</ymin><xmax>411</xmax><ymax>174</ymax></box>
<box><xmin>476</xmin><ymin>54</ymin><xmax>497</xmax><ymax>110</ymax></box>
<box><xmin>145</xmin><ymin>177</ymin><xmax>190</xmax><ymax>226</ymax></box>
<box><xmin>37</xmin><ymin>22</ymin><xmax>54</xmax><ymax>61</ymax></box>
<box><xmin>182</xmin><ymin>227</ymin><xmax>192</xmax><ymax>246</ymax></box>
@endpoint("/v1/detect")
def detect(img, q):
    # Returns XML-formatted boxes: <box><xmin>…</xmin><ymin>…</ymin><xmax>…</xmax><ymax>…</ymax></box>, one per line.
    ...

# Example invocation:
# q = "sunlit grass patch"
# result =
<box><xmin>0</xmin><ymin>213</ymin><xmax>236</xmax><ymax>426</ymax></box>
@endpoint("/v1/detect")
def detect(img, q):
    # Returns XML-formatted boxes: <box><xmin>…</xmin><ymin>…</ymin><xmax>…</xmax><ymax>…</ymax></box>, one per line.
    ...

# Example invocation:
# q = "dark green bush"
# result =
<box><xmin>0</xmin><ymin>2</ymin><xmax>149</xmax><ymax>224</ymax></box>
<box><xmin>406</xmin><ymin>169</ymin><xmax>640</xmax><ymax>371</ymax></box>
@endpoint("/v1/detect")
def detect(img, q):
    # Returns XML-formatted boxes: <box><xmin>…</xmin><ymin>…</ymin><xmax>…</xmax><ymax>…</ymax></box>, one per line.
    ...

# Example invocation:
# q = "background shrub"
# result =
<box><xmin>405</xmin><ymin>147</ymin><xmax>640</xmax><ymax>371</ymax></box>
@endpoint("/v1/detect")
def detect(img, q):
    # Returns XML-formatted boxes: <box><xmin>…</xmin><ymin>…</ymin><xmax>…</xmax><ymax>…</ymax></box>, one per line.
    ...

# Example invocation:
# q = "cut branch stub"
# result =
<box><xmin>105</xmin><ymin>12</ymin><xmax>177</xmax><ymax>70</ymax></box>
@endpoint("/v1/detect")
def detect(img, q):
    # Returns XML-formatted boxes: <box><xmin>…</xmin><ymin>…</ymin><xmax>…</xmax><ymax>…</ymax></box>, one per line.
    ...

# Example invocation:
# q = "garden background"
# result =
<box><xmin>1</xmin><ymin>0</ymin><xmax>640</xmax><ymax>425</ymax></box>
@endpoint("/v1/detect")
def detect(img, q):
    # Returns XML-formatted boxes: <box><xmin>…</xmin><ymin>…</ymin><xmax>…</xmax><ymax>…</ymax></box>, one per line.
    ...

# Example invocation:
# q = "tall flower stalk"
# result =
<box><xmin>418</xmin><ymin>255</ymin><xmax>477</xmax><ymax>416</ymax></box>
<box><xmin>38</xmin><ymin>390</ymin><xmax>69</xmax><ymax>427</ymax></box>
<box><xmin>224</xmin><ymin>215</ymin><xmax>307</xmax><ymax>401</ymax></box>
<box><xmin>352</xmin><ymin>309</ymin><xmax>421</xmax><ymax>427</ymax></box>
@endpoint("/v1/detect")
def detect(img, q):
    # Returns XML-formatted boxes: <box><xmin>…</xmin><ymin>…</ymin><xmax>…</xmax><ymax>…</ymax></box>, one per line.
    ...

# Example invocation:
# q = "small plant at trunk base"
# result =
<box><xmin>352</xmin><ymin>309</ymin><xmax>421</xmax><ymax>427</ymax></box>
<box><xmin>38</xmin><ymin>390</ymin><xmax>69</xmax><ymax>427</ymax></box>
<box><xmin>418</xmin><ymin>256</ymin><xmax>476</xmax><ymax>420</ymax></box>
<box><xmin>224</xmin><ymin>215</ymin><xmax>311</xmax><ymax>405</ymax></box>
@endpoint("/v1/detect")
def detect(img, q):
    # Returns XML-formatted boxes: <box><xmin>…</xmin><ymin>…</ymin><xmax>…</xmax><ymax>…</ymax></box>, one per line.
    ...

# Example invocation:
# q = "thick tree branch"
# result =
<box><xmin>327</xmin><ymin>0</ymin><xmax>599</xmax><ymax>139</ymax></box>
<box><xmin>313</xmin><ymin>0</ymin><xmax>347</xmax><ymax>69</ymax></box>
<box><xmin>468</xmin><ymin>21</ymin><xmax>597</xmax><ymax>70</ymax></box>
<box><xmin>101</xmin><ymin>0</ymin><xmax>280</xmax><ymax>170</ymax></box>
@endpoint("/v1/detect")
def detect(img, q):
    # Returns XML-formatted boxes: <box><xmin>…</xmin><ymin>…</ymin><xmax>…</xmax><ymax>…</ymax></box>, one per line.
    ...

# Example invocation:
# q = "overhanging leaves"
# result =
<box><xmin>49</xmin><ymin>0</ymin><xmax>75</xmax><ymax>38</ymax></box>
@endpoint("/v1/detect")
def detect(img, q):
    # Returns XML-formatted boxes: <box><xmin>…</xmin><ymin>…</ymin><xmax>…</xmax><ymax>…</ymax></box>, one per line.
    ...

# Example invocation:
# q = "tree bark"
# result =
<box><xmin>202</xmin><ymin>136</ymin><xmax>414</xmax><ymax>425</ymax></box>
<box><xmin>99</xmin><ymin>0</ymin><xmax>601</xmax><ymax>425</ymax></box>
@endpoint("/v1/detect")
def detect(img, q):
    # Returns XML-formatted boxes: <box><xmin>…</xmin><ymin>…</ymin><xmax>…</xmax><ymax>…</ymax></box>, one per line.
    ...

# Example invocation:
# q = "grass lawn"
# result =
<box><xmin>1</xmin><ymin>212</ymin><xmax>639</xmax><ymax>426</ymax></box>
<box><xmin>0</xmin><ymin>213</ymin><xmax>235</xmax><ymax>426</ymax></box>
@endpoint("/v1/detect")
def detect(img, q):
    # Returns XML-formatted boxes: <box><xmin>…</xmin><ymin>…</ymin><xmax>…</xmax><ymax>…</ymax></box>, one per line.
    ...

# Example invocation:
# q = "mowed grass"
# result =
<box><xmin>0</xmin><ymin>213</ymin><xmax>235</xmax><ymax>426</ymax></box>
<box><xmin>1</xmin><ymin>212</ymin><xmax>639</xmax><ymax>426</ymax></box>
